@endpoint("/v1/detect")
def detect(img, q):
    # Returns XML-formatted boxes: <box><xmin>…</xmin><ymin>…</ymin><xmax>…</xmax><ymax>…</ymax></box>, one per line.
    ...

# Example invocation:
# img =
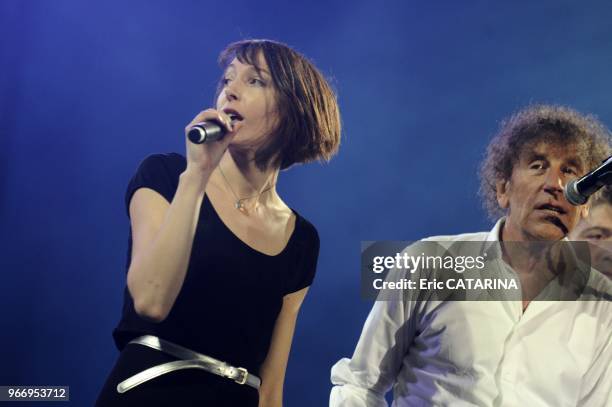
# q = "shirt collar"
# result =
<box><xmin>487</xmin><ymin>217</ymin><xmax>590</xmax><ymax>298</ymax></box>
<box><xmin>488</xmin><ymin>217</ymin><xmax>571</xmax><ymax>243</ymax></box>
<box><xmin>486</xmin><ymin>218</ymin><xmax>505</xmax><ymax>242</ymax></box>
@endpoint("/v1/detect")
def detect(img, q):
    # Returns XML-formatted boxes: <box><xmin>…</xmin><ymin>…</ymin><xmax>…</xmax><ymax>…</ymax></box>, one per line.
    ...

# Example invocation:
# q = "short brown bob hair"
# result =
<box><xmin>216</xmin><ymin>39</ymin><xmax>341</xmax><ymax>170</ymax></box>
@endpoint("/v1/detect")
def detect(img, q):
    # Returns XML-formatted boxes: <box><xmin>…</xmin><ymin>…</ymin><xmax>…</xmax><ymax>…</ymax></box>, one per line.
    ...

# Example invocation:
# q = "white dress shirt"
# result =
<box><xmin>330</xmin><ymin>219</ymin><xmax>612</xmax><ymax>406</ymax></box>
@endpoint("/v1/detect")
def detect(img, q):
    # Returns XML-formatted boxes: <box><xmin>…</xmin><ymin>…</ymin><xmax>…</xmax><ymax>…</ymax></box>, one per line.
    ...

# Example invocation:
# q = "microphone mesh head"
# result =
<box><xmin>564</xmin><ymin>179</ymin><xmax>587</xmax><ymax>206</ymax></box>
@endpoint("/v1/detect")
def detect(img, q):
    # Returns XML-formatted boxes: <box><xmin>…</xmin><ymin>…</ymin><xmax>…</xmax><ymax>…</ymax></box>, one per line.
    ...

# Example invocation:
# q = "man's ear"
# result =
<box><xmin>496</xmin><ymin>179</ymin><xmax>510</xmax><ymax>209</ymax></box>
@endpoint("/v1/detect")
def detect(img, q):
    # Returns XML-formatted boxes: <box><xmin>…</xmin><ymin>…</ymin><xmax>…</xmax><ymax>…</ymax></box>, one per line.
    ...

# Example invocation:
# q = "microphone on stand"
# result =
<box><xmin>564</xmin><ymin>155</ymin><xmax>612</xmax><ymax>205</ymax></box>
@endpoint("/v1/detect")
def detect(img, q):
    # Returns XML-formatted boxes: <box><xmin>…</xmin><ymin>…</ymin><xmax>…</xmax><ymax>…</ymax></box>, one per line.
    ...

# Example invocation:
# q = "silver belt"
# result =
<box><xmin>116</xmin><ymin>335</ymin><xmax>261</xmax><ymax>393</ymax></box>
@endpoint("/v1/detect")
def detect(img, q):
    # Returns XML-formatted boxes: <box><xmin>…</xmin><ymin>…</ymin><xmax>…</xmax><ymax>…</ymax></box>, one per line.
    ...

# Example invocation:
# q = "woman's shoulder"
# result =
<box><xmin>125</xmin><ymin>152</ymin><xmax>187</xmax><ymax>212</ymax></box>
<box><xmin>284</xmin><ymin>209</ymin><xmax>321</xmax><ymax>294</ymax></box>
<box><xmin>132</xmin><ymin>152</ymin><xmax>187</xmax><ymax>185</ymax></box>
<box><xmin>137</xmin><ymin>152</ymin><xmax>186</xmax><ymax>173</ymax></box>
<box><xmin>290</xmin><ymin>208</ymin><xmax>320</xmax><ymax>248</ymax></box>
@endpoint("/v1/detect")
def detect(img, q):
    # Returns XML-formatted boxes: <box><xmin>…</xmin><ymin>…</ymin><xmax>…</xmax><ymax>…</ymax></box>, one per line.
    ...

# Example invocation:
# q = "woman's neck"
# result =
<box><xmin>213</xmin><ymin>150</ymin><xmax>279</xmax><ymax>206</ymax></box>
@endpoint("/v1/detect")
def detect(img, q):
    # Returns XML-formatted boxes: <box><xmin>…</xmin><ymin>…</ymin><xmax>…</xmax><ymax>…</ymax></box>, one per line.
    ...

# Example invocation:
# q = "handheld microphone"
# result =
<box><xmin>187</xmin><ymin>120</ymin><xmax>226</xmax><ymax>144</ymax></box>
<box><xmin>564</xmin><ymin>155</ymin><xmax>612</xmax><ymax>205</ymax></box>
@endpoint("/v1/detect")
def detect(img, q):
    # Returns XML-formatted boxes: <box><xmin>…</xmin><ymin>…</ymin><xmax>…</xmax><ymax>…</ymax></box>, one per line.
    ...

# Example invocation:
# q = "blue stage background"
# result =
<box><xmin>2</xmin><ymin>0</ymin><xmax>612</xmax><ymax>405</ymax></box>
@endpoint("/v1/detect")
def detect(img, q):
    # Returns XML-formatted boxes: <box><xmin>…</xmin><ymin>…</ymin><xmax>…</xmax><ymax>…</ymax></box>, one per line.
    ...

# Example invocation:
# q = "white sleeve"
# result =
<box><xmin>330</xmin><ymin>297</ymin><xmax>416</xmax><ymax>406</ymax></box>
<box><xmin>577</xmin><ymin>323</ymin><xmax>612</xmax><ymax>407</ymax></box>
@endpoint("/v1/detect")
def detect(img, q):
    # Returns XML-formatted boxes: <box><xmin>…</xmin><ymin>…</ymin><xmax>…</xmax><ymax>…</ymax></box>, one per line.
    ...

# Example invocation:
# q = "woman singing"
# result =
<box><xmin>96</xmin><ymin>39</ymin><xmax>341</xmax><ymax>406</ymax></box>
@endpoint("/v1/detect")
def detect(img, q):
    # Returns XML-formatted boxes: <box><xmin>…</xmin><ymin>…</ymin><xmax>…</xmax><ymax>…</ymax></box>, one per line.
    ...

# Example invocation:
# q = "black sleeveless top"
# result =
<box><xmin>112</xmin><ymin>153</ymin><xmax>320</xmax><ymax>376</ymax></box>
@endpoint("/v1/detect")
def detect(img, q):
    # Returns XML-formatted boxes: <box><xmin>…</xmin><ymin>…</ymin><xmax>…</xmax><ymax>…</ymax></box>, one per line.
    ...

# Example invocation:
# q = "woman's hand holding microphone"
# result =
<box><xmin>183</xmin><ymin>109</ymin><xmax>240</xmax><ymax>178</ymax></box>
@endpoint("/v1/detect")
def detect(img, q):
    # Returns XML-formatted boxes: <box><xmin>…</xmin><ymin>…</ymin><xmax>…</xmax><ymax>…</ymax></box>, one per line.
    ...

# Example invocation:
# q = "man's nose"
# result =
<box><xmin>543</xmin><ymin>167</ymin><xmax>565</xmax><ymax>195</ymax></box>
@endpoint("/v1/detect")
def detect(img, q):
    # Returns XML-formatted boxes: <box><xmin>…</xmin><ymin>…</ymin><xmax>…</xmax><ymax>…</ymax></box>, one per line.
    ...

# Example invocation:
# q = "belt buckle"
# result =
<box><xmin>234</xmin><ymin>367</ymin><xmax>248</xmax><ymax>385</ymax></box>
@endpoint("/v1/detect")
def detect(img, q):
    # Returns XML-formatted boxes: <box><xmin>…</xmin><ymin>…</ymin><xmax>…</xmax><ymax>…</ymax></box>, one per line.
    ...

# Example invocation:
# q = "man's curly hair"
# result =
<box><xmin>479</xmin><ymin>104</ymin><xmax>611</xmax><ymax>220</ymax></box>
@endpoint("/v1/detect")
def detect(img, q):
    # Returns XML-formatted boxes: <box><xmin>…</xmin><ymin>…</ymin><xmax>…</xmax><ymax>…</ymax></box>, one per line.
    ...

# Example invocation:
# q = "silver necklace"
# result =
<box><xmin>218</xmin><ymin>164</ymin><xmax>274</xmax><ymax>213</ymax></box>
